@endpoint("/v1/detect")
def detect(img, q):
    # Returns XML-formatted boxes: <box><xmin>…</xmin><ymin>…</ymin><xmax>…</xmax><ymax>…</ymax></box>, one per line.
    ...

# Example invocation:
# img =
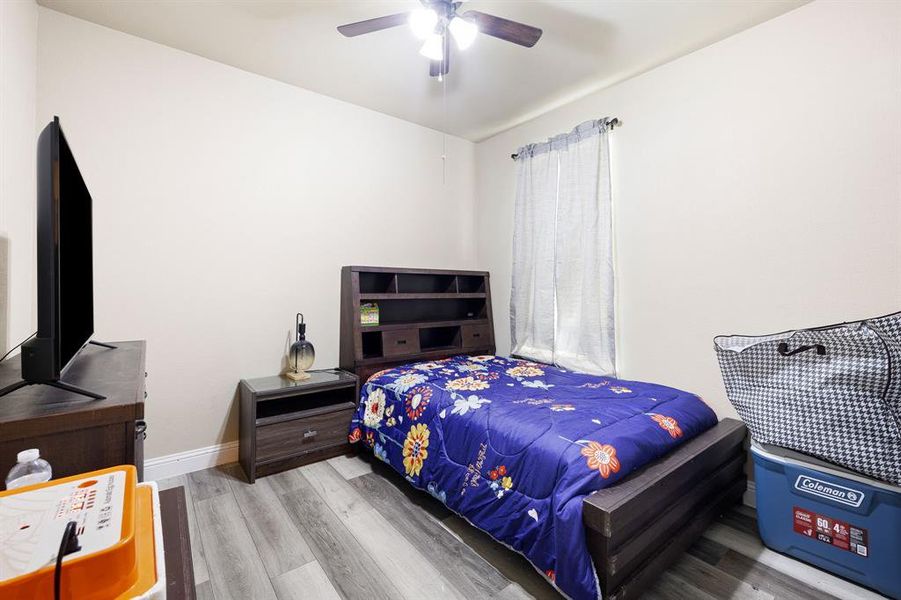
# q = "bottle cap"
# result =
<box><xmin>17</xmin><ymin>449</ymin><xmax>40</xmax><ymax>463</ymax></box>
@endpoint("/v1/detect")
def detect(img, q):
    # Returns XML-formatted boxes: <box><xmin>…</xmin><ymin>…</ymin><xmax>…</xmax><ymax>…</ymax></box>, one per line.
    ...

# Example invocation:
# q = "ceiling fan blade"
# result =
<box><xmin>462</xmin><ymin>11</ymin><xmax>542</xmax><ymax>48</ymax></box>
<box><xmin>337</xmin><ymin>12</ymin><xmax>409</xmax><ymax>37</ymax></box>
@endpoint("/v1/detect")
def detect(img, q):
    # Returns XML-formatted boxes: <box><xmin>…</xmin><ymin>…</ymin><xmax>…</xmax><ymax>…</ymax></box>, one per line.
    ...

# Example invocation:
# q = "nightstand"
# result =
<box><xmin>238</xmin><ymin>369</ymin><xmax>359</xmax><ymax>483</ymax></box>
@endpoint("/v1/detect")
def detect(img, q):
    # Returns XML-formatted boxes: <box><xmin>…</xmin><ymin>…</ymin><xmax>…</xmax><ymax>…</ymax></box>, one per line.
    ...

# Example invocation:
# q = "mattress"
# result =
<box><xmin>348</xmin><ymin>355</ymin><xmax>718</xmax><ymax>600</ymax></box>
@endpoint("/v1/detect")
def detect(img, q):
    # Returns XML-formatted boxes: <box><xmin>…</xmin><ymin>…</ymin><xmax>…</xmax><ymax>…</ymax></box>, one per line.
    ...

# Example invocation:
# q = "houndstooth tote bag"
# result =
<box><xmin>715</xmin><ymin>311</ymin><xmax>901</xmax><ymax>485</ymax></box>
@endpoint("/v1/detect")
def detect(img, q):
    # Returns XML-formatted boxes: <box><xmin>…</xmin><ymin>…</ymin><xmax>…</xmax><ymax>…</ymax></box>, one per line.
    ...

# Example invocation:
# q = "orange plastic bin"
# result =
<box><xmin>0</xmin><ymin>465</ymin><xmax>165</xmax><ymax>599</ymax></box>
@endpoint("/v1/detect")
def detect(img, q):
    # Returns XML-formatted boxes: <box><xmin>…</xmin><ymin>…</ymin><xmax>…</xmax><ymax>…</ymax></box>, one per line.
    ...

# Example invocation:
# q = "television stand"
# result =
<box><xmin>0</xmin><ymin>340</ymin><xmax>118</xmax><ymax>400</ymax></box>
<box><xmin>0</xmin><ymin>340</ymin><xmax>147</xmax><ymax>480</ymax></box>
<box><xmin>0</xmin><ymin>378</ymin><xmax>105</xmax><ymax>401</ymax></box>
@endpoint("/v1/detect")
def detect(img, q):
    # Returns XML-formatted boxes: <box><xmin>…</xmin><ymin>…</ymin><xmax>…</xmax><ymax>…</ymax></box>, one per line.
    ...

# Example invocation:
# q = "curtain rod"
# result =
<box><xmin>510</xmin><ymin>117</ymin><xmax>620</xmax><ymax>160</ymax></box>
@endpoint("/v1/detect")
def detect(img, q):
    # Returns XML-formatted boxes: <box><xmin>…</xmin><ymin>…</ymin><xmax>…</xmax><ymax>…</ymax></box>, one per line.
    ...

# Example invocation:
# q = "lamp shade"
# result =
<box><xmin>286</xmin><ymin>313</ymin><xmax>315</xmax><ymax>380</ymax></box>
<box><xmin>448</xmin><ymin>16</ymin><xmax>477</xmax><ymax>50</ymax></box>
<box><xmin>409</xmin><ymin>8</ymin><xmax>438</xmax><ymax>39</ymax></box>
<box><xmin>289</xmin><ymin>339</ymin><xmax>315</xmax><ymax>372</ymax></box>
<box><xmin>420</xmin><ymin>33</ymin><xmax>444</xmax><ymax>61</ymax></box>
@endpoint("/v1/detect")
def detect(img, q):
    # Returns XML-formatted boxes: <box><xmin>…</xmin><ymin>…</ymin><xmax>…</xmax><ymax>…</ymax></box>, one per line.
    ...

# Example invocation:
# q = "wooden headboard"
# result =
<box><xmin>339</xmin><ymin>266</ymin><xmax>496</xmax><ymax>382</ymax></box>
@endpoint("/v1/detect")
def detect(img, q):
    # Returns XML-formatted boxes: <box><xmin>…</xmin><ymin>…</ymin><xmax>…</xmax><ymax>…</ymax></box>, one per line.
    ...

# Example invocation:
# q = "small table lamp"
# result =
<box><xmin>286</xmin><ymin>313</ymin><xmax>315</xmax><ymax>381</ymax></box>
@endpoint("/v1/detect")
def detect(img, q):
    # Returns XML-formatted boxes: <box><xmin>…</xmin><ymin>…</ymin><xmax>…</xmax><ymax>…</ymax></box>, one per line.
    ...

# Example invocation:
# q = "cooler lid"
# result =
<box><xmin>751</xmin><ymin>440</ymin><xmax>901</xmax><ymax>493</ymax></box>
<box><xmin>0</xmin><ymin>469</ymin><xmax>130</xmax><ymax>581</ymax></box>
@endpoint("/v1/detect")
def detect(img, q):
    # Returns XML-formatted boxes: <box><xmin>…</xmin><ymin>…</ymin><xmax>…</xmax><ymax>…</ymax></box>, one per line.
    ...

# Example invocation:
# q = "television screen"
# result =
<box><xmin>57</xmin><ymin>125</ymin><xmax>95</xmax><ymax>371</ymax></box>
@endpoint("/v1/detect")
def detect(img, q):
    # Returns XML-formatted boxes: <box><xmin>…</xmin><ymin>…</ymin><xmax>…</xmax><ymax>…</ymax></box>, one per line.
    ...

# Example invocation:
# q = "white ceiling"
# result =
<box><xmin>38</xmin><ymin>0</ymin><xmax>806</xmax><ymax>141</ymax></box>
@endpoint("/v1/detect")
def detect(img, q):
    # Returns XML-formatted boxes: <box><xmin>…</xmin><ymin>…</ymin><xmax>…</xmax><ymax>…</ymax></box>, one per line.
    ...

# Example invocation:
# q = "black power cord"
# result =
<box><xmin>0</xmin><ymin>331</ymin><xmax>36</xmax><ymax>363</ymax></box>
<box><xmin>54</xmin><ymin>521</ymin><xmax>80</xmax><ymax>600</ymax></box>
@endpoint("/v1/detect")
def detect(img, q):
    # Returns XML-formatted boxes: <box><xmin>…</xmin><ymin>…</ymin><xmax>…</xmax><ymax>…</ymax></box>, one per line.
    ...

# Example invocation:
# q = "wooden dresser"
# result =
<box><xmin>0</xmin><ymin>340</ymin><xmax>146</xmax><ymax>482</ymax></box>
<box><xmin>339</xmin><ymin>266</ymin><xmax>496</xmax><ymax>381</ymax></box>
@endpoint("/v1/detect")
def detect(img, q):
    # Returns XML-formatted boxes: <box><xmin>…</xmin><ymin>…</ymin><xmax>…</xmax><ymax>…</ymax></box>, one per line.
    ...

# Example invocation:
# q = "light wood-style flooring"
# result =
<box><xmin>157</xmin><ymin>453</ymin><xmax>887</xmax><ymax>600</ymax></box>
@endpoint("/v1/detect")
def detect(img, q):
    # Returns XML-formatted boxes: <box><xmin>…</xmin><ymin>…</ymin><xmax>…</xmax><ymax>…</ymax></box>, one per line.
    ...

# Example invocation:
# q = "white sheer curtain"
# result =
<box><xmin>510</xmin><ymin>119</ymin><xmax>615</xmax><ymax>375</ymax></box>
<box><xmin>510</xmin><ymin>147</ymin><xmax>558</xmax><ymax>364</ymax></box>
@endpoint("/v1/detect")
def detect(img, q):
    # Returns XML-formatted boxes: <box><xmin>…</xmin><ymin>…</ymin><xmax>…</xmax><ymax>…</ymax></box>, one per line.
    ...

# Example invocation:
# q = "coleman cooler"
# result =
<box><xmin>752</xmin><ymin>441</ymin><xmax>901</xmax><ymax>599</ymax></box>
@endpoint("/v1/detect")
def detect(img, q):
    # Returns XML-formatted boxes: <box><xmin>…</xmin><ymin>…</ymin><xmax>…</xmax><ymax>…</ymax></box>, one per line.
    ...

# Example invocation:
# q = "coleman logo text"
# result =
<box><xmin>794</xmin><ymin>476</ymin><xmax>865</xmax><ymax>508</ymax></box>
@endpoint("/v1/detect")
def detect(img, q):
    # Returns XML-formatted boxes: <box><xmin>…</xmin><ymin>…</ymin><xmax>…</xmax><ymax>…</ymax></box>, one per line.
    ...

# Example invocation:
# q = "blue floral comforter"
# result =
<box><xmin>348</xmin><ymin>355</ymin><xmax>718</xmax><ymax>599</ymax></box>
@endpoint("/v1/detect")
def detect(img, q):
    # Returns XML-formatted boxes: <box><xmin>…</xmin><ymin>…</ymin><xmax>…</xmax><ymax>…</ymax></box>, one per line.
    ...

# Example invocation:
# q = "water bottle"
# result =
<box><xmin>5</xmin><ymin>448</ymin><xmax>52</xmax><ymax>490</ymax></box>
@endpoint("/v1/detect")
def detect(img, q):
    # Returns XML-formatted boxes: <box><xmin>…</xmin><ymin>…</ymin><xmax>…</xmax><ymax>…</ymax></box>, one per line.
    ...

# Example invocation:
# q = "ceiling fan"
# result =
<box><xmin>337</xmin><ymin>0</ymin><xmax>543</xmax><ymax>78</ymax></box>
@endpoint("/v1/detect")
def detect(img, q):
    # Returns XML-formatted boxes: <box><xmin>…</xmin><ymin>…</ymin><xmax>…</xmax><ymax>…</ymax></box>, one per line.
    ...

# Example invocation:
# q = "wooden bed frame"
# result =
<box><xmin>339</xmin><ymin>266</ymin><xmax>747</xmax><ymax>599</ymax></box>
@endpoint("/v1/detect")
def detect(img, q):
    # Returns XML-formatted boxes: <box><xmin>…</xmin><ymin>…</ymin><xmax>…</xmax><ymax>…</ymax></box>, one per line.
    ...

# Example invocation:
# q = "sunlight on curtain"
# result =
<box><xmin>510</xmin><ymin>119</ymin><xmax>615</xmax><ymax>374</ymax></box>
<box><xmin>511</xmin><ymin>146</ymin><xmax>557</xmax><ymax>364</ymax></box>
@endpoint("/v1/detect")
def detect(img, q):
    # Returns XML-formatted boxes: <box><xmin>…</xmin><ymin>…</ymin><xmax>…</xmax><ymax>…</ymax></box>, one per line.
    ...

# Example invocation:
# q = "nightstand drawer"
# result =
<box><xmin>256</xmin><ymin>407</ymin><xmax>354</xmax><ymax>463</ymax></box>
<box><xmin>382</xmin><ymin>329</ymin><xmax>420</xmax><ymax>357</ymax></box>
<box><xmin>462</xmin><ymin>323</ymin><xmax>492</xmax><ymax>349</ymax></box>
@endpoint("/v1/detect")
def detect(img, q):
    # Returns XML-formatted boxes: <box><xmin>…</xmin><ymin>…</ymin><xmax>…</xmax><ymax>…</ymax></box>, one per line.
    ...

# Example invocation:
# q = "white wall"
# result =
<box><xmin>0</xmin><ymin>0</ymin><xmax>38</xmax><ymax>354</ymax></box>
<box><xmin>475</xmin><ymin>1</ymin><xmax>901</xmax><ymax>419</ymax></box>
<box><xmin>36</xmin><ymin>8</ymin><xmax>477</xmax><ymax>459</ymax></box>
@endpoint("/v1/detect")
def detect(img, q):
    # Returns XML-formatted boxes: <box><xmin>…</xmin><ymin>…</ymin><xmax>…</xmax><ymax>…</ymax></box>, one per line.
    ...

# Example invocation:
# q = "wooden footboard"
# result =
<box><xmin>583</xmin><ymin>418</ymin><xmax>747</xmax><ymax>600</ymax></box>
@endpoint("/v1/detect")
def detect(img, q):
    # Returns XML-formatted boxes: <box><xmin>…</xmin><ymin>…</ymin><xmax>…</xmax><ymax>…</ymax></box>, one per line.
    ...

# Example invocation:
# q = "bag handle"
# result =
<box><xmin>777</xmin><ymin>342</ymin><xmax>826</xmax><ymax>357</ymax></box>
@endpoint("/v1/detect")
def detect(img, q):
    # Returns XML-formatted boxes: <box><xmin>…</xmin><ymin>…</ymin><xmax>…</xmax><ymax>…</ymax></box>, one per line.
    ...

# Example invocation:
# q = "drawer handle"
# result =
<box><xmin>396</xmin><ymin>339</ymin><xmax>407</xmax><ymax>345</ymax></box>
<box><xmin>303</xmin><ymin>429</ymin><xmax>318</xmax><ymax>439</ymax></box>
<box><xmin>472</xmin><ymin>333</ymin><xmax>481</xmax><ymax>338</ymax></box>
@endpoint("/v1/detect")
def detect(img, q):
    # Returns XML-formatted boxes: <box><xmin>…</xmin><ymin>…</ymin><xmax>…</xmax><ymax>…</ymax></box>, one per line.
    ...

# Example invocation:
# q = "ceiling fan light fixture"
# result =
<box><xmin>409</xmin><ymin>8</ymin><xmax>438</xmax><ymax>39</ymax></box>
<box><xmin>419</xmin><ymin>33</ymin><xmax>444</xmax><ymax>61</ymax></box>
<box><xmin>448</xmin><ymin>16</ymin><xmax>477</xmax><ymax>50</ymax></box>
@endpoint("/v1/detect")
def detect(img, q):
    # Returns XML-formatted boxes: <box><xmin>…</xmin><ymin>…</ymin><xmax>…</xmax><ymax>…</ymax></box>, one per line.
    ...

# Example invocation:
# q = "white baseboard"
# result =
<box><xmin>743</xmin><ymin>481</ymin><xmax>756</xmax><ymax>508</ymax></box>
<box><xmin>143</xmin><ymin>440</ymin><xmax>239</xmax><ymax>482</ymax></box>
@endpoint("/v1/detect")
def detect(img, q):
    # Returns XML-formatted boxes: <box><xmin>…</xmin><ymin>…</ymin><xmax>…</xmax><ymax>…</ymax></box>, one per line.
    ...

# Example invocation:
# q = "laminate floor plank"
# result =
<box><xmin>194</xmin><ymin>580</ymin><xmax>214</xmax><ymax>600</ymax></box>
<box><xmin>303</xmin><ymin>461</ymin><xmax>468</xmax><ymax>600</ymax></box>
<box><xmin>718</xmin><ymin>508</ymin><xmax>761</xmax><ymax>537</ymax></box>
<box><xmin>644</xmin><ymin>571</ymin><xmax>721</xmax><ymax>600</ymax></box>
<box><xmin>669</xmin><ymin>552</ymin><xmax>774</xmax><ymax>600</ymax></box>
<box><xmin>227</xmin><ymin>475</ymin><xmax>316</xmax><ymax>578</ymax></box>
<box><xmin>370</xmin><ymin>459</ymin><xmax>454</xmax><ymax>521</ymax></box>
<box><xmin>703</xmin><ymin>523</ymin><xmax>886</xmax><ymax>600</ymax></box>
<box><xmin>327</xmin><ymin>452</ymin><xmax>373</xmax><ymax>480</ymax></box>
<box><xmin>345</xmin><ymin>509</ymin><xmax>468</xmax><ymax>600</ymax></box>
<box><xmin>298</xmin><ymin>460</ymin><xmax>370</xmax><ymax>519</ymax></box>
<box><xmin>156</xmin><ymin>475</ymin><xmax>184</xmax><ymax>491</ymax></box>
<box><xmin>716</xmin><ymin>549</ymin><xmax>845</xmax><ymax>600</ymax></box>
<box><xmin>686</xmin><ymin>535</ymin><xmax>731</xmax><ymax>566</ymax></box>
<box><xmin>734</xmin><ymin>503</ymin><xmax>758</xmax><ymax>519</ymax></box>
<box><xmin>351</xmin><ymin>471</ymin><xmax>509</xmax><ymax>597</ymax></box>
<box><xmin>272</xmin><ymin>561</ymin><xmax>342</xmax><ymax>600</ymax></box>
<box><xmin>188</xmin><ymin>466</ymin><xmax>236</xmax><ymax>501</ymax></box>
<box><xmin>278</xmin><ymin>482</ymin><xmax>402</xmax><ymax>600</ymax></box>
<box><xmin>194</xmin><ymin>492</ymin><xmax>277</xmax><ymax>600</ymax></box>
<box><xmin>492</xmin><ymin>582</ymin><xmax>534</xmax><ymax>599</ymax></box>
<box><xmin>266</xmin><ymin>467</ymin><xmax>307</xmax><ymax>496</ymax></box>
<box><xmin>440</xmin><ymin>514</ymin><xmax>560</xmax><ymax>600</ymax></box>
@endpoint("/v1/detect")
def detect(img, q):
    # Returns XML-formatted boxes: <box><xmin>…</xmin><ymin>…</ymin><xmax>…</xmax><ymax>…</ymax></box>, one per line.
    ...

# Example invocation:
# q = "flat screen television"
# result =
<box><xmin>5</xmin><ymin>116</ymin><xmax>108</xmax><ymax>400</ymax></box>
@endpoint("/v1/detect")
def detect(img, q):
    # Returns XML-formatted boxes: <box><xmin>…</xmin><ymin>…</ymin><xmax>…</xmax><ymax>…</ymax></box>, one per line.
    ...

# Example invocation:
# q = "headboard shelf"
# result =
<box><xmin>359</xmin><ymin>292</ymin><xmax>487</xmax><ymax>300</ymax></box>
<box><xmin>341</xmin><ymin>266</ymin><xmax>495</xmax><ymax>382</ymax></box>
<box><xmin>362</xmin><ymin>317</ymin><xmax>489</xmax><ymax>332</ymax></box>
<box><xmin>356</xmin><ymin>346</ymin><xmax>473</xmax><ymax>366</ymax></box>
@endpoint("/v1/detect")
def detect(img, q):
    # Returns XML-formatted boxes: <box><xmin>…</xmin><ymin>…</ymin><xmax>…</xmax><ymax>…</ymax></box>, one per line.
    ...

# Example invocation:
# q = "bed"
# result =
<box><xmin>339</xmin><ymin>266</ymin><xmax>746</xmax><ymax>600</ymax></box>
